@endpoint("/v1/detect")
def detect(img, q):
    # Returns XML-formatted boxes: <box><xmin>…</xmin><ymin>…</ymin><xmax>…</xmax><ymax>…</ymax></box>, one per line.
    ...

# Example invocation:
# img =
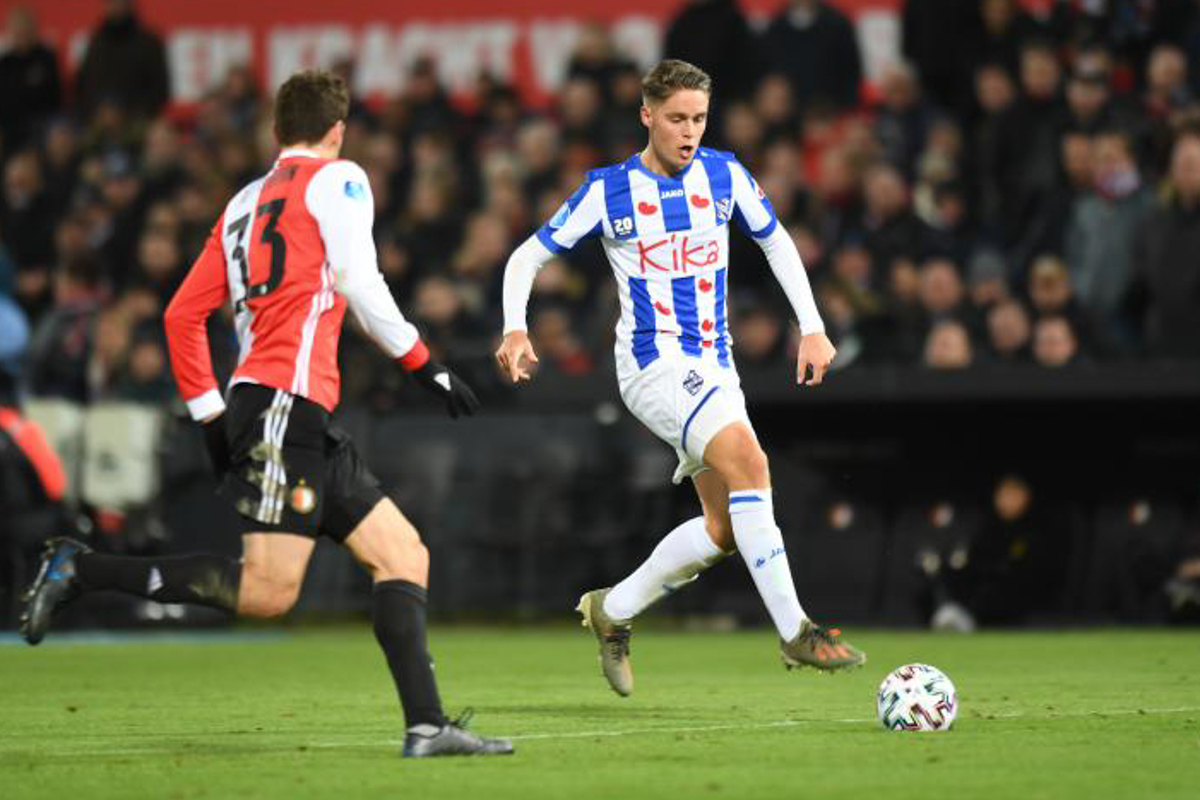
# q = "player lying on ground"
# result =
<box><xmin>20</xmin><ymin>71</ymin><xmax>511</xmax><ymax>758</ymax></box>
<box><xmin>496</xmin><ymin>59</ymin><xmax>865</xmax><ymax>697</ymax></box>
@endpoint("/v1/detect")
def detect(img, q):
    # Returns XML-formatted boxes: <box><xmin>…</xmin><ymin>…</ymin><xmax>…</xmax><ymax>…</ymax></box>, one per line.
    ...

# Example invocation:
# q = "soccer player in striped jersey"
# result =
<box><xmin>496</xmin><ymin>59</ymin><xmax>865</xmax><ymax>696</ymax></box>
<box><xmin>20</xmin><ymin>71</ymin><xmax>510</xmax><ymax>757</ymax></box>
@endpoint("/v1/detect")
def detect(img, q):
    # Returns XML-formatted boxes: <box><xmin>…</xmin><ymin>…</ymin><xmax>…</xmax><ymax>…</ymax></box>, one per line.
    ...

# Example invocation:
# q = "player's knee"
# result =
<box><xmin>725</xmin><ymin>437</ymin><xmax>770</xmax><ymax>488</ymax></box>
<box><xmin>237</xmin><ymin>572</ymin><xmax>302</xmax><ymax>619</ymax></box>
<box><xmin>372</xmin><ymin>537</ymin><xmax>429</xmax><ymax>584</ymax></box>
<box><xmin>704</xmin><ymin>513</ymin><xmax>735</xmax><ymax>552</ymax></box>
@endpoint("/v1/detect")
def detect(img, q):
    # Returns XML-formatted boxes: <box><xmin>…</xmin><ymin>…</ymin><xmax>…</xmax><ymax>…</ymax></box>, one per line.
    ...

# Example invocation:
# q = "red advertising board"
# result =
<box><xmin>7</xmin><ymin>0</ymin><xmax>905</xmax><ymax>106</ymax></box>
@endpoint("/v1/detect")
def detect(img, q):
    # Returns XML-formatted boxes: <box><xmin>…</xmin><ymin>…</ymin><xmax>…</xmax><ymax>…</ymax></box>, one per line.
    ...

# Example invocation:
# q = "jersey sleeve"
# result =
<box><xmin>729</xmin><ymin>160</ymin><xmax>778</xmax><ymax>240</ymax></box>
<box><xmin>534</xmin><ymin>177</ymin><xmax>605</xmax><ymax>254</ymax></box>
<box><xmin>306</xmin><ymin>160</ymin><xmax>423</xmax><ymax>362</ymax></box>
<box><xmin>164</xmin><ymin>215</ymin><xmax>230</xmax><ymax>420</ymax></box>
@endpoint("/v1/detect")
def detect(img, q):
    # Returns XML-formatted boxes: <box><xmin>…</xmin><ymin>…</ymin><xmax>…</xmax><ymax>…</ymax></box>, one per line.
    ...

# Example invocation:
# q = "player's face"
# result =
<box><xmin>641</xmin><ymin>89</ymin><xmax>709</xmax><ymax>175</ymax></box>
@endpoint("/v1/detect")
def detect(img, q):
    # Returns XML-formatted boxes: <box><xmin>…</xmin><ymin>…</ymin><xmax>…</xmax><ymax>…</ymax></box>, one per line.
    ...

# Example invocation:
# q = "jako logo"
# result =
<box><xmin>754</xmin><ymin>547</ymin><xmax>786</xmax><ymax>569</ymax></box>
<box><xmin>660</xmin><ymin>188</ymin><xmax>685</xmax><ymax>199</ymax></box>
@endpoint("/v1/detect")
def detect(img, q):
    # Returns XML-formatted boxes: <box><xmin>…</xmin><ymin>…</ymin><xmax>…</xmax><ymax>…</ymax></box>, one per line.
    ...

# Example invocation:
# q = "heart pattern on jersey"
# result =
<box><xmin>654</xmin><ymin>301</ymin><xmax>672</xmax><ymax>316</ymax></box>
<box><xmin>702</xmin><ymin>320</ymin><xmax>714</xmax><ymax>332</ymax></box>
<box><xmin>698</xmin><ymin>278</ymin><xmax>713</xmax><ymax>292</ymax></box>
<box><xmin>637</xmin><ymin>201</ymin><xmax>658</xmax><ymax>215</ymax></box>
<box><xmin>690</xmin><ymin>194</ymin><xmax>710</xmax><ymax>208</ymax></box>
<box><xmin>702</xmin><ymin>341</ymin><xmax>713</xmax><ymax>348</ymax></box>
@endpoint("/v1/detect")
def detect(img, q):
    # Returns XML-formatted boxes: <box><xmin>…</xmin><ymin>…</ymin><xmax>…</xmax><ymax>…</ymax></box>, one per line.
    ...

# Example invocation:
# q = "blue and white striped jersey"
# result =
<box><xmin>535</xmin><ymin>148</ymin><xmax>778</xmax><ymax>374</ymax></box>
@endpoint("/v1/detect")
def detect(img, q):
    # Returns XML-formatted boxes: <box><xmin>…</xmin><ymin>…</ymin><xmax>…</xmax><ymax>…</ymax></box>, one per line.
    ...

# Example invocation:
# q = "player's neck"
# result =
<box><xmin>638</xmin><ymin>146</ymin><xmax>683</xmax><ymax>179</ymax></box>
<box><xmin>280</xmin><ymin>141</ymin><xmax>340</xmax><ymax>160</ymax></box>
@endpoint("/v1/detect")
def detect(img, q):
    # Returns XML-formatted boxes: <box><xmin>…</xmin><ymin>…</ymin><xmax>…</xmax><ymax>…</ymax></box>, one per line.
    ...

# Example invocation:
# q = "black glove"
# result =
<box><xmin>411</xmin><ymin>361</ymin><xmax>480</xmax><ymax>419</ymax></box>
<box><xmin>201</xmin><ymin>415</ymin><xmax>232</xmax><ymax>475</ymax></box>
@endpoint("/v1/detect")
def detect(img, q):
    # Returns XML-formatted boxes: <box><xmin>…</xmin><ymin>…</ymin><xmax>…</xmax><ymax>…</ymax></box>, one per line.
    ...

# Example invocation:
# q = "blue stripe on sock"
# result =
<box><xmin>680</xmin><ymin>385</ymin><xmax>720</xmax><ymax>454</ymax></box>
<box><xmin>729</xmin><ymin>495</ymin><xmax>765</xmax><ymax>505</ymax></box>
<box><xmin>673</xmin><ymin>276</ymin><xmax>703</xmax><ymax>357</ymax></box>
<box><xmin>628</xmin><ymin>276</ymin><xmax>659</xmax><ymax>369</ymax></box>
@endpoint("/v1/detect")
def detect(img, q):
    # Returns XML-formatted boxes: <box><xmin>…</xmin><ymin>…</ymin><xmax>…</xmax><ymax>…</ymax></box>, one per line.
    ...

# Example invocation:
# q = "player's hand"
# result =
<box><xmin>201</xmin><ymin>414</ymin><xmax>232</xmax><ymax>475</ymax></box>
<box><xmin>411</xmin><ymin>361</ymin><xmax>481</xmax><ymax>419</ymax></box>
<box><xmin>796</xmin><ymin>332</ymin><xmax>836</xmax><ymax>386</ymax></box>
<box><xmin>495</xmin><ymin>330</ymin><xmax>539</xmax><ymax>384</ymax></box>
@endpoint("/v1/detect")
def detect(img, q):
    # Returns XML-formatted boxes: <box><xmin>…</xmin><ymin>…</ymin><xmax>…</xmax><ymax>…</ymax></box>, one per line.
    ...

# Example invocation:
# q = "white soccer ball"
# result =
<box><xmin>876</xmin><ymin>663</ymin><xmax>958</xmax><ymax>731</ymax></box>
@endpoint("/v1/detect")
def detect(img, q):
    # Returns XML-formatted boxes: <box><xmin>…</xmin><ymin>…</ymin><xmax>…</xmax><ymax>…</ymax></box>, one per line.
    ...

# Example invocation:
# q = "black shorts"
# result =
<box><xmin>218</xmin><ymin>384</ymin><xmax>384</xmax><ymax>541</ymax></box>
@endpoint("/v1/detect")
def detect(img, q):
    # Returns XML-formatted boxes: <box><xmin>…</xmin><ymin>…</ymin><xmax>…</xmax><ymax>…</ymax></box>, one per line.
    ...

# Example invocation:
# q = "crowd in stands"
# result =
<box><xmin>2</xmin><ymin>0</ymin><xmax>1200</xmax><ymax>414</ymax></box>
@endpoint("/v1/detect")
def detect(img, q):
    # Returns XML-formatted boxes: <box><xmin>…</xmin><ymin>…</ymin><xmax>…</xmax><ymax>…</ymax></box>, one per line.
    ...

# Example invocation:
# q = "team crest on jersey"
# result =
<box><xmin>683</xmin><ymin>369</ymin><xmax>705</xmax><ymax>396</ymax></box>
<box><xmin>715</xmin><ymin>198</ymin><xmax>732</xmax><ymax>223</ymax></box>
<box><xmin>549</xmin><ymin>201</ymin><xmax>570</xmax><ymax>229</ymax></box>
<box><xmin>344</xmin><ymin>180</ymin><xmax>366</xmax><ymax>200</ymax></box>
<box><xmin>289</xmin><ymin>480</ymin><xmax>317</xmax><ymax>515</ymax></box>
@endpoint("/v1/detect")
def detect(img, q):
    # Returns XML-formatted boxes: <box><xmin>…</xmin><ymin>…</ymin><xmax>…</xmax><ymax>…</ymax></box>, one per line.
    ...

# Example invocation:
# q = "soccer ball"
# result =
<box><xmin>876</xmin><ymin>664</ymin><xmax>958</xmax><ymax>731</ymax></box>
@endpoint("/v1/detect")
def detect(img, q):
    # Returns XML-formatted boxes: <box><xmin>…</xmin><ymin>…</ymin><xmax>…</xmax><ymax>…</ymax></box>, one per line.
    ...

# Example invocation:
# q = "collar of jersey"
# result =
<box><xmin>276</xmin><ymin>147</ymin><xmax>321</xmax><ymax>163</ymax></box>
<box><xmin>628</xmin><ymin>152</ymin><xmax>695</xmax><ymax>185</ymax></box>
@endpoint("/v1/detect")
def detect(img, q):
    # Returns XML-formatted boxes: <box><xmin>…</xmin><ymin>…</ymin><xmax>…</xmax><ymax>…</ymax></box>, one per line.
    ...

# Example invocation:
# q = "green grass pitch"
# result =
<box><xmin>2</xmin><ymin>626</ymin><xmax>1198</xmax><ymax>799</ymax></box>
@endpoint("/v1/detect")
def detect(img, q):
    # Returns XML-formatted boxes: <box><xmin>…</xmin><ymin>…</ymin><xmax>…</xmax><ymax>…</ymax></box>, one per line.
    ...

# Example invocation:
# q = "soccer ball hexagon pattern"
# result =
<box><xmin>877</xmin><ymin>664</ymin><xmax>958</xmax><ymax>731</ymax></box>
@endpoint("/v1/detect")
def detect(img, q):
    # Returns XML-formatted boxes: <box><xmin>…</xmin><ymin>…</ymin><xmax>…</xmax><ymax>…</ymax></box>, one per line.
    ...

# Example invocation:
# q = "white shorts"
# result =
<box><xmin>618</xmin><ymin>353</ymin><xmax>755</xmax><ymax>485</ymax></box>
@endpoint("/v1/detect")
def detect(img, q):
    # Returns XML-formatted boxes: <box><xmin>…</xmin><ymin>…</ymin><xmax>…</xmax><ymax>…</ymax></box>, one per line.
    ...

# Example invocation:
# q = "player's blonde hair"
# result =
<box><xmin>641</xmin><ymin>59</ymin><xmax>712</xmax><ymax>106</ymax></box>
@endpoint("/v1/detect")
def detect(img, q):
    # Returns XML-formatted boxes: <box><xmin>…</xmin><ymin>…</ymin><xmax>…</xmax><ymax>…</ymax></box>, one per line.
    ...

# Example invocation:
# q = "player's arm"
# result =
<box><xmin>730</xmin><ymin>162</ymin><xmax>835</xmax><ymax>386</ymax></box>
<box><xmin>163</xmin><ymin>217</ymin><xmax>234</xmax><ymax>472</ymax></box>
<box><xmin>496</xmin><ymin>179</ymin><xmax>603</xmax><ymax>383</ymax></box>
<box><xmin>308</xmin><ymin>161</ymin><xmax>478</xmax><ymax>418</ymax></box>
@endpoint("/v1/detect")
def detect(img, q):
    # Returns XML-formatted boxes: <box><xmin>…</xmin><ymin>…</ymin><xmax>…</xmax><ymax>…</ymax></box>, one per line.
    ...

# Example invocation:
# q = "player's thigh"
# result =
<box><xmin>701</xmin><ymin>420</ymin><xmax>769</xmax><ymax>490</ymax></box>
<box><xmin>342</xmin><ymin>497</ymin><xmax>429</xmax><ymax>585</ymax></box>
<box><xmin>238</xmin><ymin>531</ymin><xmax>315</xmax><ymax>615</ymax></box>
<box><xmin>692</xmin><ymin>469</ymin><xmax>735</xmax><ymax>552</ymax></box>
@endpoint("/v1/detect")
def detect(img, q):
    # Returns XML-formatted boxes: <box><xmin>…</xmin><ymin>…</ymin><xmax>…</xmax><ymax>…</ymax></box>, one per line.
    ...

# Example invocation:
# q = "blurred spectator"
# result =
<box><xmin>1</xmin><ymin>149</ymin><xmax>55</xmax><ymax>271</ymax></box>
<box><xmin>1063</xmin><ymin>129</ymin><xmax>1153</xmax><ymax>345</ymax></box>
<box><xmin>1140</xmin><ymin>44</ymin><xmax>1193</xmax><ymax>179</ymax></box>
<box><xmin>1032</xmin><ymin>315</ymin><xmax>1082</xmax><ymax>368</ymax></box>
<box><xmin>923</xmin><ymin>318</ymin><xmax>974</xmax><ymax>370</ymax></box>
<box><xmin>917</xmin><ymin>256</ymin><xmax>967</xmax><ymax>323</ymax></box>
<box><xmin>859</xmin><ymin>162</ymin><xmax>928</xmax><ymax>271</ymax></box>
<box><xmin>1131</xmin><ymin>131</ymin><xmax>1200</xmax><ymax>358</ymax></box>
<box><xmin>0</xmin><ymin>5</ymin><xmax>61</xmax><ymax>154</ymax></box>
<box><xmin>529</xmin><ymin>305</ymin><xmax>594</xmax><ymax>376</ymax></box>
<box><xmin>939</xmin><ymin>474</ymin><xmax>1074</xmax><ymax>626</ymax></box>
<box><xmin>873</xmin><ymin>61</ymin><xmax>936</xmax><ymax>179</ymax></box>
<box><xmin>762</xmin><ymin>0</ymin><xmax>863</xmax><ymax>114</ymax></box>
<box><xmin>663</xmin><ymin>0</ymin><xmax>763</xmax><ymax>109</ymax></box>
<box><xmin>902</xmin><ymin>0</ymin><xmax>981</xmax><ymax>113</ymax></box>
<box><xmin>996</xmin><ymin>39</ymin><xmax>1065</xmax><ymax>243</ymax></box>
<box><xmin>731</xmin><ymin>296</ymin><xmax>788</xmax><ymax>367</ymax></box>
<box><xmin>970</xmin><ymin>61</ymin><xmax>1018</xmax><ymax>232</ymax></box>
<box><xmin>75</xmin><ymin>0</ymin><xmax>169</xmax><ymax>125</ymax></box>
<box><xmin>26</xmin><ymin>256</ymin><xmax>106</xmax><ymax>402</ymax></box>
<box><xmin>974</xmin><ymin>0</ymin><xmax>1045</xmax><ymax>77</ymax></box>
<box><xmin>985</xmin><ymin>298</ymin><xmax>1032</xmax><ymax>363</ymax></box>
<box><xmin>1010</xmin><ymin>128</ymin><xmax>1096</xmax><ymax>274</ymax></box>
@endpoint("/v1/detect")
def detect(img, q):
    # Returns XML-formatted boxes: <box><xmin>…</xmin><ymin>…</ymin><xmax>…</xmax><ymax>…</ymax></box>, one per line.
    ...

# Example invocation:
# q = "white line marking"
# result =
<box><xmin>7</xmin><ymin>706</ymin><xmax>1198</xmax><ymax>759</ymax></box>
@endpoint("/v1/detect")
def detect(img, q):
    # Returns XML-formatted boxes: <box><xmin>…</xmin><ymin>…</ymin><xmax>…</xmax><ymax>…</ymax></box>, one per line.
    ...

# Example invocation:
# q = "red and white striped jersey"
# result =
<box><xmin>165</xmin><ymin>149</ymin><xmax>427</xmax><ymax>419</ymax></box>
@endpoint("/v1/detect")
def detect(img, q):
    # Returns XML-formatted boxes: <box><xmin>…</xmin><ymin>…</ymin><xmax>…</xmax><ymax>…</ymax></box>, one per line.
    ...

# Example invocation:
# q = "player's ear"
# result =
<box><xmin>640</xmin><ymin>104</ymin><xmax>652</xmax><ymax>130</ymax></box>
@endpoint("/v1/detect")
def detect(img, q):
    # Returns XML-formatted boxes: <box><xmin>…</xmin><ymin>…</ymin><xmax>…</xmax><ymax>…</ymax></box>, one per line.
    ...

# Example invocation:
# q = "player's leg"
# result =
<box><xmin>601</xmin><ymin>469</ymin><xmax>733</xmax><ymax>622</ymax></box>
<box><xmin>703</xmin><ymin>421</ymin><xmax>865</xmax><ymax>670</ymax></box>
<box><xmin>323</xmin><ymin>424</ymin><xmax>510</xmax><ymax>757</ymax></box>
<box><xmin>342</xmin><ymin>498</ymin><xmax>512</xmax><ymax>757</ymax></box>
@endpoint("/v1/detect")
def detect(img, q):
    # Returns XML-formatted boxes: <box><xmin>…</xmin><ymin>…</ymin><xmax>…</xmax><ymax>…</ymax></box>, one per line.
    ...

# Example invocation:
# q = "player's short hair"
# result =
<box><xmin>642</xmin><ymin>59</ymin><xmax>712</xmax><ymax>106</ymax></box>
<box><xmin>274</xmin><ymin>70</ymin><xmax>350</xmax><ymax>147</ymax></box>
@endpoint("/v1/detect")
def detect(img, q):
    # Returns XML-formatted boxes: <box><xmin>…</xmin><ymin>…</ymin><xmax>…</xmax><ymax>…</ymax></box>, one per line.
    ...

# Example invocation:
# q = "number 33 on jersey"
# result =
<box><xmin>164</xmin><ymin>149</ymin><xmax>423</xmax><ymax>420</ymax></box>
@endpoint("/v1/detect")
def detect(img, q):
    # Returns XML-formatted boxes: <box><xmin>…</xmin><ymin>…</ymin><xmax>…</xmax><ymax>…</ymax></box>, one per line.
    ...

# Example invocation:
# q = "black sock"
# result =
<box><xmin>76</xmin><ymin>553</ymin><xmax>241</xmax><ymax>613</ymax></box>
<box><xmin>372</xmin><ymin>579</ymin><xmax>446</xmax><ymax>730</ymax></box>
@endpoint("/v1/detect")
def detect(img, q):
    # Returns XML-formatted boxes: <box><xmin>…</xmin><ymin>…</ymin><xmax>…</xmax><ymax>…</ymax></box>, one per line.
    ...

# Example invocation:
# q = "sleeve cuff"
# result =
<box><xmin>396</xmin><ymin>340</ymin><xmax>430</xmax><ymax>371</ymax></box>
<box><xmin>185</xmin><ymin>389</ymin><xmax>226</xmax><ymax>421</ymax></box>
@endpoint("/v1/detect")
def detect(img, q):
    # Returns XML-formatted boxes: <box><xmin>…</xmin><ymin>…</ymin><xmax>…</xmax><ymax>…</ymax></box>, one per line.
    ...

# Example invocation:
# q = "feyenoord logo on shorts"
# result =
<box><xmin>683</xmin><ymin>369</ymin><xmax>705</xmax><ymax>396</ymax></box>
<box><xmin>290</xmin><ymin>480</ymin><xmax>317</xmax><ymax>514</ymax></box>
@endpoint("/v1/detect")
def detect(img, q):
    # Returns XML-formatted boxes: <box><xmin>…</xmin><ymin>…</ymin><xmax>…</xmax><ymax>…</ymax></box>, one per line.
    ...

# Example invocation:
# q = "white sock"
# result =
<box><xmin>729</xmin><ymin>489</ymin><xmax>806</xmax><ymax>641</ymax></box>
<box><xmin>603</xmin><ymin>516</ymin><xmax>726</xmax><ymax>622</ymax></box>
